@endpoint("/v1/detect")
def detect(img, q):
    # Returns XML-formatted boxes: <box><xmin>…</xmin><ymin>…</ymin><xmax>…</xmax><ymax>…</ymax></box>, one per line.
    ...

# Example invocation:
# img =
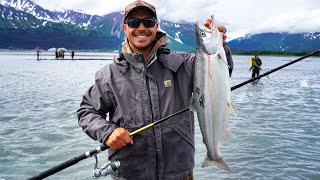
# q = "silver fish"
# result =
<box><xmin>191</xmin><ymin>15</ymin><xmax>234</xmax><ymax>172</ymax></box>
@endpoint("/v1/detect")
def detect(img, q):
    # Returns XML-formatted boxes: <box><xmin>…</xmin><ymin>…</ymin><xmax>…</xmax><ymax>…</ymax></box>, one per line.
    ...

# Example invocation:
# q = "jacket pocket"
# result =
<box><xmin>169</xmin><ymin>119</ymin><xmax>195</xmax><ymax>149</ymax></box>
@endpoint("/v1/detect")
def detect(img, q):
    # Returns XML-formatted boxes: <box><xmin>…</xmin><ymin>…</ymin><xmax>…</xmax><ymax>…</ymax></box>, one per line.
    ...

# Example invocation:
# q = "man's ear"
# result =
<box><xmin>122</xmin><ymin>23</ymin><xmax>127</xmax><ymax>31</ymax></box>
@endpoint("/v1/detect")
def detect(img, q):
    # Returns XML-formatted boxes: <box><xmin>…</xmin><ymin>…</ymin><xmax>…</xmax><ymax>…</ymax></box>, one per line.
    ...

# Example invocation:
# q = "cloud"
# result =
<box><xmin>31</xmin><ymin>0</ymin><xmax>320</xmax><ymax>39</ymax></box>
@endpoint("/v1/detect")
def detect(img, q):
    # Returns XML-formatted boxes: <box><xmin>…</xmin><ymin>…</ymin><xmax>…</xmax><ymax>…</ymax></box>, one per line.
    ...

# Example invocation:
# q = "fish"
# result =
<box><xmin>191</xmin><ymin>15</ymin><xmax>235</xmax><ymax>172</ymax></box>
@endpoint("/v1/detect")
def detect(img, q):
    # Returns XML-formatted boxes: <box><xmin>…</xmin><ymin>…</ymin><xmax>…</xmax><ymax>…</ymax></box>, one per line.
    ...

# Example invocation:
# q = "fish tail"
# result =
<box><xmin>202</xmin><ymin>156</ymin><xmax>231</xmax><ymax>172</ymax></box>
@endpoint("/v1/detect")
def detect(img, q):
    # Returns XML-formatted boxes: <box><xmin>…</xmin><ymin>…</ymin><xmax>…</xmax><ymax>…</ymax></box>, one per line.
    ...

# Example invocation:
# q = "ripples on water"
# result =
<box><xmin>0</xmin><ymin>51</ymin><xmax>319</xmax><ymax>179</ymax></box>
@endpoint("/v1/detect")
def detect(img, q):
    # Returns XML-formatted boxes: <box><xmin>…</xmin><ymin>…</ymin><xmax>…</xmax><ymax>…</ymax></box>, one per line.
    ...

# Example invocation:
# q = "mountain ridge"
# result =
<box><xmin>0</xmin><ymin>0</ymin><xmax>319</xmax><ymax>52</ymax></box>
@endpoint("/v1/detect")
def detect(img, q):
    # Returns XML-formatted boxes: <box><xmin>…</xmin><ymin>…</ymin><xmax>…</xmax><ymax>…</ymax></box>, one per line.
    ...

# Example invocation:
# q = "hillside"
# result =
<box><xmin>0</xmin><ymin>0</ymin><xmax>319</xmax><ymax>52</ymax></box>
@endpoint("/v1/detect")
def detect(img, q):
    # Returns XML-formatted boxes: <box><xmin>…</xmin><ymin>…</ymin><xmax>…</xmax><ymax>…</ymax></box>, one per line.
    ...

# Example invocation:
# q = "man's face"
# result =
<box><xmin>122</xmin><ymin>8</ymin><xmax>158</xmax><ymax>53</ymax></box>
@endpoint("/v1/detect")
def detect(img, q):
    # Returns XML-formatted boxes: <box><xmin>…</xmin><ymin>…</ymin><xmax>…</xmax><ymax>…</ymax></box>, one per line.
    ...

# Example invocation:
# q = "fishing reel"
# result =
<box><xmin>92</xmin><ymin>155</ymin><xmax>120</xmax><ymax>178</ymax></box>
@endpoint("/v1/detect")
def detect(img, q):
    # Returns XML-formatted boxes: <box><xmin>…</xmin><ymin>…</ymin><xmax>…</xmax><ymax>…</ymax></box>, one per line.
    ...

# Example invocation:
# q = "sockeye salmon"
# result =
<box><xmin>191</xmin><ymin>15</ymin><xmax>235</xmax><ymax>172</ymax></box>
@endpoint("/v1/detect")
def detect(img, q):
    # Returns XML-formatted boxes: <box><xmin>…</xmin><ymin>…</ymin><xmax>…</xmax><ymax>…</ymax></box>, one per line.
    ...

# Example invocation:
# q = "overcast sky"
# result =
<box><xmin>32</xmin><ymin>0</ymin><xmax>320</xmax><ymax>40</ymax></box>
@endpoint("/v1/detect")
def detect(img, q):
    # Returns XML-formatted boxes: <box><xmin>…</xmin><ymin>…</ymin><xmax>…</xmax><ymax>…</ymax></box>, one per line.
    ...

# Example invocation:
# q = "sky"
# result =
<box><xmin>32</xmin><ymin>0</ymin><xmax>320</xmax><ymax>40</ymax></box>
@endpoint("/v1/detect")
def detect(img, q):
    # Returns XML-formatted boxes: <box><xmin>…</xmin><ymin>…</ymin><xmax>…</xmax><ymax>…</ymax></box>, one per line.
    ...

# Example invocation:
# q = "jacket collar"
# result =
<box><xmin>114</xmin><ymin>52</ymin><xmax>185</xmax><ymax>74</ymax></box>
<box><xmin>158</xmin><ymin>52</ymin><xmax>185</xmax><ymax>73</ymax></box>
<box><xmin>115</xmin><ymin>31</ymin><xmax>186</xmax><ymax>74</ymax></box>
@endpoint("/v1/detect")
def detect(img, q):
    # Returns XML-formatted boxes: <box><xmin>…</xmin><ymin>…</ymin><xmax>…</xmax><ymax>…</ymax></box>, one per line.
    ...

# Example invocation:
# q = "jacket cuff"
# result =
<box><xmin>100</xmin><ymin>125</ymin><xmax>118</xmax><ymax>144</ymax></box>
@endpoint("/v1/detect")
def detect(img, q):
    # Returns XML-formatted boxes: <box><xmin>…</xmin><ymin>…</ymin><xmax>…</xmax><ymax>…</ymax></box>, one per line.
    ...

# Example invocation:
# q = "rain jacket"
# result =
<box><xmin>77</xmin><ymin>31</ymin><xmax>195</xmax><ymax>179</ymax></box>
<box><xmin>252</xmin><ymin>57</ymin><xmax>262</xmax><ymax>68</ymax></box>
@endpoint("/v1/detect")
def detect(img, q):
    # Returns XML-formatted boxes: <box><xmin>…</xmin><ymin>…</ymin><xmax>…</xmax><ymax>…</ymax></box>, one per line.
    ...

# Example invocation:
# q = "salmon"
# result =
<box><xmin>191</xmin><ymin>15</ymin><xmax>235</xmax><ymax>172</ymax></box>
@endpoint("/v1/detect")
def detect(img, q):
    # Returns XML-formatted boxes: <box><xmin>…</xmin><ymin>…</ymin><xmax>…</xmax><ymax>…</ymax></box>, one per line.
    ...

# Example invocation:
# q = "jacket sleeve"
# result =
<box><xmin>77</xmin><ymin>76</ymin><xmax>117</xmax><ymax>144</ymax></box>
<box><xmin>225</xmin><ymin>46</ymin><xmax>234</xmax><ymax>77</ymax></box>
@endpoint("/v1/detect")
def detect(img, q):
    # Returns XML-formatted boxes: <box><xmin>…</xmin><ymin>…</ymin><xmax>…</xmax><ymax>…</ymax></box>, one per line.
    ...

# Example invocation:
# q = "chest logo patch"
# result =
<box><xmin>164</xmin><ymin>80</ymin><xmax>172</xmax><ymax>87</ymax></box>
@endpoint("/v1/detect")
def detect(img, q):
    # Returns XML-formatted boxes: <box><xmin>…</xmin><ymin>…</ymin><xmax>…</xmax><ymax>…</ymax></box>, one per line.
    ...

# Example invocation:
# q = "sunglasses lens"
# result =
<box><xmin>127</xmin><ymin>19</ymin><xmax>140</xmax><ymax>28</ymax></box>
<box><xmin>126</xmin><ymin>18</ymin><xmax>156</xmax><ymax>28</ymax></box>
<box><xmin>143</xmin><ymin>18</ymin><xmax>156</xmax><ymax>28</ymax></box>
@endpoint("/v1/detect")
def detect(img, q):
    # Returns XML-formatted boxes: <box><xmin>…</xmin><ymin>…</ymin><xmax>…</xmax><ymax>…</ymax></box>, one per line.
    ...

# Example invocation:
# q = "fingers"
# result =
<box><xmin>105</xmin><ymin>128</ymin><xmax>133</xmax><ymax>149</ymax></box>
<box><xmin>204</xmin><ymin>19</ymin><xmax>212</xmax><ymax>29</ymax></box>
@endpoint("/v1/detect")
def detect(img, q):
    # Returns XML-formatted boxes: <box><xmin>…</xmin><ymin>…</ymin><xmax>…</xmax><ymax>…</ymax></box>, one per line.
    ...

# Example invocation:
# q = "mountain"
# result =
<box><xmin>0</xmin><ymin>0</ymin><xmax>101</xmax><ymax>26</ymax></box>
<box><xmin>0</xmin><ymin>0</ymin><xmax>318</xmax><ymax>52</ymax></box>
<box><xmin>0</xmin><ymin>0</ymin><xmax>196</xmax><ymax>51</ymax></box>
<box><xmin>228</xmin><ymin>32</ymin><xmax>320</xmax><ymax>53</ymax></box>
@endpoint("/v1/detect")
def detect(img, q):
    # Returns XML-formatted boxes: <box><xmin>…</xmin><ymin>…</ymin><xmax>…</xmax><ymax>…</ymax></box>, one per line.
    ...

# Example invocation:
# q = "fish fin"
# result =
<box><xmin>227</xmin><ymin>102</ymin><xmax>236</xmax><ymax>115</ymax></box>
<box><xmin>189</xmin><ymin>94</ymin><xmax>196</xmax><ymax>112</ymax></box>
<box><xmin>223</xmin><ymin>128</ymin><xmax>234</xmax><ymax>143</ymax></box>
<box><xmin>201</xmin><ymin>156</ymin><xmax>231</xmax><ymax>172</ymax></box>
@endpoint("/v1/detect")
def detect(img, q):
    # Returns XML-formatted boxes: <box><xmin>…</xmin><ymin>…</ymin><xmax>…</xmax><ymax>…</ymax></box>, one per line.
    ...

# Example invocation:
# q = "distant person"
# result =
<box><xmin>71</xmin><ymin>51</ymin><xmax>75</xmax><ymax>60</ymax></box>
<box><xmin>55</xmin><ymin>49</ymin><xmax>58</xmax><ymax>59</ymax></box>
<box><xmin>61</xmin><ymin>51</ymin><xmax>65</xmax><ymax>59</ymax></box>
<box><xmin>251</xmin><ymin>54</ymin><xmax>262</xmax><ymax>78</ymax></box>
<box><xmin>58</xmin><ymin>49</ymin><xmax>65</xmax><ymax>59</ymax></box>
<box><xmin>204</xmin><ymin>21</ymin><xmax>233</xmax><ymax>77</ymax></box>
<box><xmin>36</xmin><ymin>47</ymin><xmax>41</xmax><ymax>60</ymax></box>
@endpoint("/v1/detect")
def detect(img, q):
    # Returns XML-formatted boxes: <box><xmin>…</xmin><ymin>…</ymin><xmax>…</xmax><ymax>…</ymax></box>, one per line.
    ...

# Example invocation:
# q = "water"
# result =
<box><xmin>1</xmin><ymin>51</ymin><xmax>320</xmax><ymax>179</ymax></box>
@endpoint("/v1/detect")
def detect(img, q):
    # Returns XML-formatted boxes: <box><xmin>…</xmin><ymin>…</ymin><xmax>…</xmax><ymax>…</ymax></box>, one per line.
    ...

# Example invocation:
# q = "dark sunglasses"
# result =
<box><xmin>125</xmin><ymin>18</ymin><xmax>157</xmax><ymax>28</ymax></box>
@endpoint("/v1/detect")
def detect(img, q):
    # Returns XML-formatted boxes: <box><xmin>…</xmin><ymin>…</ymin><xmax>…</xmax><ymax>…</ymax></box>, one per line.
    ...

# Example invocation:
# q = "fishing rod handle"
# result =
<box><xmin>27</xmin><ymin>155</ymin><xmax>86</xmax><ymax>180</ymax></box>
<box><xmin>27</xmin><ymin>144</ymin><xmax>109</xmax><ymax>180</ymax></box>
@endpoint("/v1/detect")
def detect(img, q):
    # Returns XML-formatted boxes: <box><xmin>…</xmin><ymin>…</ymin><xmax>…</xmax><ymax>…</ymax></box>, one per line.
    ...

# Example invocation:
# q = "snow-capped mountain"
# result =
<box><xmin>0</xmin><ymin>0</ymin><xmax>318</xmax><ymax>52</ymax></box>
<box><xmin>0</xmin><ymin>0</ymin><xmax>101</xmax><ymax>27</ymax></box>
<box><xmin>228</xmin><ymin>32</ymin><xmax>320</xmax><ymax>53</ymax></box>
<box><xmin>0</xmin><ymin>0</ymin><xmax>196</xmax><ymax>51</ymax></box>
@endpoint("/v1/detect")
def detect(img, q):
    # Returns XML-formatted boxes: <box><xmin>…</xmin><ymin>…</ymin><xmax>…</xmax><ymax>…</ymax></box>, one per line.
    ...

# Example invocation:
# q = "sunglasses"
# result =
<box><xmin>125</xmin><ymin>18</ymin><xmax>157</xmax><ymax>28</ymax></box>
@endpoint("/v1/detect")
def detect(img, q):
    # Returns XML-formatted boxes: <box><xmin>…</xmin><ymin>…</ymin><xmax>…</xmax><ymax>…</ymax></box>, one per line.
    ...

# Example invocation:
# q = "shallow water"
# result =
<box><xmin>0</xmin><ymin>51</ymin><xmax>319</xmax><ymax>179</ymax></box>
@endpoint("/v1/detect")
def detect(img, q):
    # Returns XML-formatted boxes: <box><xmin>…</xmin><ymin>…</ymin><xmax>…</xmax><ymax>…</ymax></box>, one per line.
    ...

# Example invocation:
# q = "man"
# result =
<box><xmin>251</xmin><ymin>54</ymin><xmax>262</xmax><ymax>78</ymax></box>
<box><xmin>71</xmin><ymin>50</ymin><xmax>75</xmax><ymax>60</ymax></box>
<box><xmin>77</xmin><ymin>1</ymin><xmax>197</xmax><ymax>179</ymax></box>
<box><xmin>36</xmin><ymin>47</ymin><xmax>41</xmax><ymax>60</ymax></box>
<box><xmin>204</xmin><ymin>21</ymin><xmax>233</xmax><ymax>77</ymax></box>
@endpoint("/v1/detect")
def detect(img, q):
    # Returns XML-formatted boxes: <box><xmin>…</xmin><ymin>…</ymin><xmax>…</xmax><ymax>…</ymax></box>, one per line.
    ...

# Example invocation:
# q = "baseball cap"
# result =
<box><xmin>123</xmin><ymin>0</ymin><xmax>157</xmax><ymax>21</ymax></box>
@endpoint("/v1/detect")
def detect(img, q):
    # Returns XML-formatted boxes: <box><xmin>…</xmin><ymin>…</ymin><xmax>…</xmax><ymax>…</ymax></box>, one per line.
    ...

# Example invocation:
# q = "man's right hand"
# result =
<box><xmin>105</xmin><ymin>127</ymin><xmax>133</xmax><ymax>149</ymax></box>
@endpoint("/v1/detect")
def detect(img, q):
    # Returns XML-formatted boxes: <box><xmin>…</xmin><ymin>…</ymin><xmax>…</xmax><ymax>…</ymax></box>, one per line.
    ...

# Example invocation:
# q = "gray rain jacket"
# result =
<box><xmin>77</xmin><ymin>32</ymin><xmax>195</xmax><ymax>180</ymax></box>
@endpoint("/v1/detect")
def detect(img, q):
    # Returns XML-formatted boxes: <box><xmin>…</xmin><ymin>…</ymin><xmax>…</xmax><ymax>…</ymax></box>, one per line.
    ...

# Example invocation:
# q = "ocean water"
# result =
<box><xmin>0</xmin><ymin>50</ymin><xmax>319</xmax><ymax>180</ymax></box>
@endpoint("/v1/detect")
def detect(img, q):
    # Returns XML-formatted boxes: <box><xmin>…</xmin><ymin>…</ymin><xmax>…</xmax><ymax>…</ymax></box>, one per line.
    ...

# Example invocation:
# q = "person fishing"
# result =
<box><xmin>251</xmin><ymin>54</ymin><xmax>262</xmax><ymax>78</ymax></box>
<box><xmin>77</xmin><ymin>1</ymin><xmax>212</xmax><ymax>179</ymax></box>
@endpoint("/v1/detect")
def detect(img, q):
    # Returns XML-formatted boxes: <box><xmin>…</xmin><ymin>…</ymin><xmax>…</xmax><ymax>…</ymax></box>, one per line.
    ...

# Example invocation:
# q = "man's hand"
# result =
<box><xmin>105</xmin><ymin>127</ymin><xmax>133</xmax><ymax>149</ymax></box>
<box><xmin>204</xmin><ymin>18</ymin><xmax>212</xmax><ymax>30</ymax></box>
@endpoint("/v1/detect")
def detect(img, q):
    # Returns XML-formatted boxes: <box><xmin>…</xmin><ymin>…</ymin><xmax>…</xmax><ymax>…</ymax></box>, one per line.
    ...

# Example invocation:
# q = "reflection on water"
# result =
<box><xmin>0</xmin><ymin>51</ymin><xmax>320</xmax><ymax>179</ymax></box>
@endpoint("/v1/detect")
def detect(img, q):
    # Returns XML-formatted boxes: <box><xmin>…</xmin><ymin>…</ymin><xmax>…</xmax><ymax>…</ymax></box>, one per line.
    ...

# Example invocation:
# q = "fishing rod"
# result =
<box><xmin>27</xmin><ymin>108</ymin><xmax>189</xmax><ymax>180</ymax></box>
<box><xmin>231</xmin><ymin>50</ymin><xmax>320</xmax><ymax>91</ymax></box>
<box><xmin>28</xmin><ymin>50</ymin><xmax>319</xmax><ymax>180</ymax></box>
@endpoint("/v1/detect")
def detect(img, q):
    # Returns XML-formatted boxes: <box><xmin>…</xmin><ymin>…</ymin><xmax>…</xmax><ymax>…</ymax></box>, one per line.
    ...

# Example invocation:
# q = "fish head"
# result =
<box><xmin>195</xmin><ymin>15</ymin><xmax>222</xmax><ymax>55</ymax></box>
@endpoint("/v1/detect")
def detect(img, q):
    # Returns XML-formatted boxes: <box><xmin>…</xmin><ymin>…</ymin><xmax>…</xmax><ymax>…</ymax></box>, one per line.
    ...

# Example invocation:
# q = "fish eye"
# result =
<box><xmin>200</xmin><ymin>30</ymin><xmax>206</xmax><ymax>37</ymax></box>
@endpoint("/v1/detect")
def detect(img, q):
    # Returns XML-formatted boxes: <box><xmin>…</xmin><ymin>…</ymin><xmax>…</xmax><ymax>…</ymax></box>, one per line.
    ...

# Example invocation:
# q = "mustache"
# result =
<box><xmin>133</xmin><ymin>30</ymin><xmax>151</xmax><ymax>36</ymax></box>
